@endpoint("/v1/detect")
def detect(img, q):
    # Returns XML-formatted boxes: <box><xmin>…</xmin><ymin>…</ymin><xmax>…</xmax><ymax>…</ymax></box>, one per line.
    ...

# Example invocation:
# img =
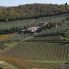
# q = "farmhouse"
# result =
<box><xmin>21</xmin><ymin>26</ymin><xmax>42</xmax><ymax>33</ymax></box>
<box><xmin>27</xmin><ymin>27</ymin><xmax>42</xmax><ymax>32</ymax></box>
<box><xmin>20</xmin><ymin>21</ymin><xmax>49</xmax><ymax>34</ymax></box>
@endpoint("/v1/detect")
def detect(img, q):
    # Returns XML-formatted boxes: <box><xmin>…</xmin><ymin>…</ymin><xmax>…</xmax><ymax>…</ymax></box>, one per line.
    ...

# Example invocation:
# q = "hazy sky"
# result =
<box><xmin>0</xmin><ymin>0</ymin><xmax>69</xmax><ymax>6</ymax></box>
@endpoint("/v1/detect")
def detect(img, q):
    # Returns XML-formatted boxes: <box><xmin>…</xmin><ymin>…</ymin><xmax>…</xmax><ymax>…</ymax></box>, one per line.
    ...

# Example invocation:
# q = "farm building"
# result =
<box><xmin>21</xmin><ymin>27</ymin><xmax>42</xmax><ymax>33</ymax></box>
<box><xmin>20</xmin><ymin>22</ymin><xmax>49</xmax><ymax>34</ymax></box>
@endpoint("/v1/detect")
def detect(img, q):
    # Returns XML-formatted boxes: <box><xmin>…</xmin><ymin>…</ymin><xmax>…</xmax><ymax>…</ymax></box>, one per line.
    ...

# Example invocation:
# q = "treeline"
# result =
<box><xmin>0</xmin><ymin>27</ymin><xmax>22</xmax><ymax>34</ymax></box>
<box><xmin>0</xmin><ymin>3</ymin><xmax>69</xmax><ymax>21</ymax></box>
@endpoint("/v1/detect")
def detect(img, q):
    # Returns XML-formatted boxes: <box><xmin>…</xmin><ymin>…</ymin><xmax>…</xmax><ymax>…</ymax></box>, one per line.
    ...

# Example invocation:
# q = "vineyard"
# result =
<box><xmin>1</xmin><ymin>42</ymin><xmax>69</xmax><ymax>64</ymax></box>
<box><xmin>0</xmin><ymin>13</ymin><xmax>69</xmax><ymax>69</ymax></box>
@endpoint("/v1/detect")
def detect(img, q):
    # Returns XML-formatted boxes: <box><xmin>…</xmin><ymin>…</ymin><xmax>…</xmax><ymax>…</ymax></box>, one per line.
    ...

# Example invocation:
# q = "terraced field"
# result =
<box><xmin>25</xmin><ymin>35</ymin><xmax>63</xmax><ymax>42</ymax></box>
<box><xmin>1</xmin><ymin>42</ymin><xmax>69</xmax><ymax>64</ymax></box>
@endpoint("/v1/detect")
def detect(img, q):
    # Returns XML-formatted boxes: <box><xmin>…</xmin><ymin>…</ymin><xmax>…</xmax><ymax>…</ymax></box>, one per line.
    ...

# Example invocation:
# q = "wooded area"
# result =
<box><xmin>0</xmin><ymin>3</ymin><xmax>69</xmax><ymax>21</ymax></box>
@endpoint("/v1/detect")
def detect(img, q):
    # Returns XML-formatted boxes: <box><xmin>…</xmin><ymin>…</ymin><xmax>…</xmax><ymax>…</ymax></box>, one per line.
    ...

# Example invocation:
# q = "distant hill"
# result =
<box><xmin>0</xmin><ymin>6</ymin><xmax>5</xmax><ymax>8</ymax></box>
<box><xmin>0</xmin><ymin>3</ymin><xmax>69</xmax><ymax>21</ymax></box>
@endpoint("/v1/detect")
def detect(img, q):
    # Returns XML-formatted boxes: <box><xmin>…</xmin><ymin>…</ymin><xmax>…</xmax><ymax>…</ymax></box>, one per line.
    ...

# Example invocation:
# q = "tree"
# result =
<box><xmin>65</xmin><ymin>2</ymin><xmax>68</xmax><ymax>10</ymax></box>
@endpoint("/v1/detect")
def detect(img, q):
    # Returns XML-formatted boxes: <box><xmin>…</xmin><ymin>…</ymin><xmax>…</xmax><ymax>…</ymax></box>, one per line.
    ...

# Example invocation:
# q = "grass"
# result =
<box><xmin>3</xmin><ymin>42</ymin><xmax>18</xmax><ymax>47</ymax></box>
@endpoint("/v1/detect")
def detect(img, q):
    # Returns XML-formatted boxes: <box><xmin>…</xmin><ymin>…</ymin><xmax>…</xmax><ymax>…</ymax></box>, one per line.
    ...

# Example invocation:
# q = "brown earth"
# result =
<box><xmin>0</xmin><ymin>55</ymin><xmax>48</xmax><ymax>69</ymax></box>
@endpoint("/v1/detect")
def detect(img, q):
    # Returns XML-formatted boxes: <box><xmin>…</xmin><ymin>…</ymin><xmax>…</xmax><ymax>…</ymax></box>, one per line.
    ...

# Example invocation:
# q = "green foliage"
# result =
<box><xmin>0</xmin><ymin>4</ymin><xmax>69</xmax><ymax>21</ymax></box>
<box><xmin>0</xmin><ymin>13</ymin><xmax>69</xmax><ymax>34</ymax></box>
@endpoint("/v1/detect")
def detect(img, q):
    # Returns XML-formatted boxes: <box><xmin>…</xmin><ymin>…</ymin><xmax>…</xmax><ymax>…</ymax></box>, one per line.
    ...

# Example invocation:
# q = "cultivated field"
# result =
<box><xmin>1</xmin><ymin>42</ymin><xmax>69</xmax><ymax>63</ymax></box>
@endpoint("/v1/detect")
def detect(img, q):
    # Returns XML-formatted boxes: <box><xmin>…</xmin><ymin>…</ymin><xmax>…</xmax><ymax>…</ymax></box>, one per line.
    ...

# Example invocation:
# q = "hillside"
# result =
<box><xmin>0</xmin><ymin>3</ymin><xmax>69</xmax><ymax>21</ymax></box>
<box><xmin>0</xmin><ymin>4</ymin><xmax>69</xmax><ymax>69</ymax></box>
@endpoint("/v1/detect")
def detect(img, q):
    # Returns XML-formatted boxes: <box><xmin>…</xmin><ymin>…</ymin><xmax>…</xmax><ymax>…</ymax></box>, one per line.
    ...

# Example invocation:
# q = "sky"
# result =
<box><xmin>0</xmin><ymin>0</ymin><xmax>69</xmax><ymax>6</ymax></box>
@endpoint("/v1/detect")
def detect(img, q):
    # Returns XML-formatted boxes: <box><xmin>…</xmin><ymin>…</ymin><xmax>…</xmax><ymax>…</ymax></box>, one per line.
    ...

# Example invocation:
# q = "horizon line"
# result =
<box><xmin>0</xmin><ymin>2</ymin><xmax>68</xmax><ymax>7</ymax></box>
